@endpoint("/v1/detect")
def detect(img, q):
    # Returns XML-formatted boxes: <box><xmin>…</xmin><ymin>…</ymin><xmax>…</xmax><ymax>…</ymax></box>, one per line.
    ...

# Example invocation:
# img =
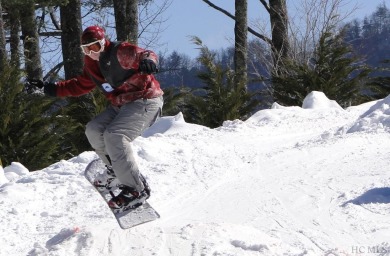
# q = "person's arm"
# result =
<box><xmin>116</xmin><ymin>42</ymin><xmax>158</xmax><ymax>74</ymax></box>
<box><xmin>54</xmin><ymin>57</ymin><xmax>102</xmax><ymax>97</ymax></box>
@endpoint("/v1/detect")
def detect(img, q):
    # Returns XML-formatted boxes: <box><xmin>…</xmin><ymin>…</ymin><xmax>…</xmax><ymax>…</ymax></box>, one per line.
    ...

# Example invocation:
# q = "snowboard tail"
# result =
<box><xmin>84</xmin><ymin>158</ymin><xmax>160</xmax><ymax>229</ymax></box>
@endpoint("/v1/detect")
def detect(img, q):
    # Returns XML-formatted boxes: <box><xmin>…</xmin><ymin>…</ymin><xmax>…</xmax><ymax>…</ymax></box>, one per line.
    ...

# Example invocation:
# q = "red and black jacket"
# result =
<box><xmin>49</xmin><ymin>40</ymin><xmax>163</xmax><ymax>107</ymax></box>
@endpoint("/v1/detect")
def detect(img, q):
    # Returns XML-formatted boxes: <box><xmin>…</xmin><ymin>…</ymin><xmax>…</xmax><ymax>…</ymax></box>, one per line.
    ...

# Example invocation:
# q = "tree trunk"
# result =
<box><xmin>8</xmin><ymin>7</ymin><xmax>20</xmax><ymax>67</ymax></box>
<box><xmin>127</xmin><ymin>0</ymin><xmax>138</xmax><ymax>44</ymax></box>
<box><xmin>234</xmin><ymin>0</ymin><xmax>248</xmax><ymax>89</ymax></box>
<box><xmin>113</xmin><ymin>0</ymin><xmax>138</xmax><ymax>44</ymax></box>
<box><xmin>113</xmin><ymin>0</ymin><xmax>127</xmax><ymax>41</ymax></box>
<box><xmin>60</xmin><ymin>0</ymin><xmax>83</xmax><ymax>79</ymax></box>
<box><xmin>0</xmin><ymin>0</ymin><xmax>7</xmax><ymax>72</ymax></box>
<box><xmin>269</xmin><ymin>0</ymin><xmax>290</xmax><ymax>70</ymax></box>
<box><xmin>20</xmin><ymin>2</ymin><xmax>42</xmax><ymax>79</ymax></box>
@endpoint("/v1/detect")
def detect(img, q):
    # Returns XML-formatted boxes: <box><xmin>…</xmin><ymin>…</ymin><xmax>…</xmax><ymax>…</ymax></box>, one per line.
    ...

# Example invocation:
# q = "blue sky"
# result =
<box><xmin>156</xmin><ymin>0</ymin><xmax>386</xmax><ymax>58</ymax></box>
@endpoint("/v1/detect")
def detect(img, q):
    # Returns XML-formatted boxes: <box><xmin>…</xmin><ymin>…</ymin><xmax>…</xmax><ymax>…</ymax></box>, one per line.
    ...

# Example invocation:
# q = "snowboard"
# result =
<box><xmin>84</xmin><ymin>158</ymin><xmax>160</xmax><ymax>229</ymax></box>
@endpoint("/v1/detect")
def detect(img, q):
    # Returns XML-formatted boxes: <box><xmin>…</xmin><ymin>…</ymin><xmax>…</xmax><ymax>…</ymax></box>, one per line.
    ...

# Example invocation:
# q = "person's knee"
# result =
<box><xmin>103</xmin><ymin>130</ymin><xmax>126</xmax><ymax>148</ymax></box>
<box><xmin>85</xmin><ymin>120</ymin><xmax>100</xmax><ymax>139</ymax></box>
<box><xmin>103</xmin><ymin>130</ymin><xmax>131</xmax><ymax>158</ymax></box>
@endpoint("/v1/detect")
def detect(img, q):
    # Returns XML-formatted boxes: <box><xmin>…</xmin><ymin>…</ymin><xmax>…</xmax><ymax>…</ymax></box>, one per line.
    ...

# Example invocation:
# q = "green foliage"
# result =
<box><xmin>365</xmin><ymin>60</ymin><xmax>390</xmax><ymax>99</ymax></box>
<box><xmin>182</xmin><ymin>37</ymin><xmax>259</xmax><ymax>128</ymax></box>
<box><xmin>0</xmin><ymin>64</ymin><xmax>78</xmax><ymax>171</ymax></box>
<box><xmin>60</xmin><ymin>89</ymin><xmax>107</xmax><ymax>154</ymax></box>
<box><xmin>272</xmin><ymin>29</ymin><xmax>372</xmax><ymax>108</ymax></box>
<box><xmin>161</xmin><ymin>86</ymin><xmax>191</xmax><ymax>116</ymax></box>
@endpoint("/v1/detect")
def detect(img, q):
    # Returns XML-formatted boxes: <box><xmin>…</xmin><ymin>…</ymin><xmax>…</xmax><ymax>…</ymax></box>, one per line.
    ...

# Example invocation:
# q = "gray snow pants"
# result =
<box><xmin>85</xmin><ymin>96</ymin><xmax>163</xmax><ymax>192</ymax></box>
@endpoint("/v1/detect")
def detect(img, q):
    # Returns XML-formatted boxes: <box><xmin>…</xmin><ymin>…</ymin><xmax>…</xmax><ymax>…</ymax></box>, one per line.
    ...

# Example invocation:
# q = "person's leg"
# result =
<box><xmin>104</xmin><ymin>97</ymin><xmax>163</xmax><ymax>192</ymax></box>
<box><xmin>85</xmin><ymin>105</ymin><xmax>118</xmax><ymax>166</ymax></box>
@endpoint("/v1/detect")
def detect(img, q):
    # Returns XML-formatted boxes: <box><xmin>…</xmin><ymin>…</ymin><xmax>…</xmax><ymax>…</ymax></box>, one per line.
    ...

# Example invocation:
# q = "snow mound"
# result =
<box><xmin>4</xmin><ymin>162</ymin><xmax>29</xmax><ymax>175</ymax></box>
<box><xmin>245</xmin><ymin>92</ymin><xmax>346</xmax><ymax>142</ymax></box>
<box><xmin>142</xmin><ymin>112</ymin><xmax>208</xmax><ymax>137</ymax></box>
<box><xmin>3</xmin><ymin>162</ymin><xmax>29</xmax><ymax>182</ymax></box>
<box><xmin>302</xmin><ymin>91</ymin><xmax>343</xmax><ymax>110</ymax></box>
<box><xmin>348</xmin><ymin>95</ymin><xmax>390</xmax><ymax>133</ymax></box>
<box><xmin>0</xmin><ymin>165</ymin><xmax>8</xmax><ymax>185</ymax></box>
<box><xmin>247</xmin><ymin>91</ymin><xmax>344</xmax><ymax>128</ymax></box>
<box><xmin>271</xmin><ymin>102</ymin><xmax>302</xmax><ymax>110</ymax></box>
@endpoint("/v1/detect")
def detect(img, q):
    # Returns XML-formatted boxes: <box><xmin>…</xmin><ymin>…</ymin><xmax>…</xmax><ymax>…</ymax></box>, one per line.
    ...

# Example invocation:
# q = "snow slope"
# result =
<box><xmin>1</xmin><ymin>91</ymin><xmax>389</xmax><ymax>256</ymax></box>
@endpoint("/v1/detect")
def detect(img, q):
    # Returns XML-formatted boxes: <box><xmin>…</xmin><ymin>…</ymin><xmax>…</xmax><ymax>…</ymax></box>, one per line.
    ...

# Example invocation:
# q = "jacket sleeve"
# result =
<box><xmin>116</xmin><ymin>42</ymin><xmax>158</xmax><ymax>70</ymax></box>
<box><xmin>53</xmin><ymin>57</ymin><xmax>102</xmax><ymax>97</ymax></box>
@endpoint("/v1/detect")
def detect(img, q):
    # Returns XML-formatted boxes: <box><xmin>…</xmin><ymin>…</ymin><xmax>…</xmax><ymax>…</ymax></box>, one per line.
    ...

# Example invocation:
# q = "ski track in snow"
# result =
<box><xmin>1</xmin><ymin>91</ymin><xmax>390</xmax><ymax>255</ymax></box>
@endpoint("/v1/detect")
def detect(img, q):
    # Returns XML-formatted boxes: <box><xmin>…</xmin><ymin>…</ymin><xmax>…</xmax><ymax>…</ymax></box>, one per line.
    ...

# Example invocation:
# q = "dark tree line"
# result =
<box><xmin>344</xmin><ymin>3</ymin><xmax>390</xmax><ymax>68</ymax></box>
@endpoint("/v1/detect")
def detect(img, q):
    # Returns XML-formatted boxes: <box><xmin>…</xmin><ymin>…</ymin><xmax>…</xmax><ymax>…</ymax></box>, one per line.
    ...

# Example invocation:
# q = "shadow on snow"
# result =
<box><xmin>342</xmin><ymin>187</ymin><xmax>390</xmax><ymax>206</ymax></box>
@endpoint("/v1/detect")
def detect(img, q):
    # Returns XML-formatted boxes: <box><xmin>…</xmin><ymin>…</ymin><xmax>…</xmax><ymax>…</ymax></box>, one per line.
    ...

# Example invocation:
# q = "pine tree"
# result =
<box><xmin>0</xmin><ymin>65</ymin><xmax>79</xmax><ymax>170</ymax></box>
<box><xmin>183</xmin><ymin>38</ymin><xmax>259</xmax><ymax>128</ymax></box>
<box><xmin>160</xmin><ymin>86</ymin><xmax>190</xmax><ymax>116</ymax></box>
<box><xmin>366</xmin><ymin>60</ymin><xmax>390</xmax><ymax>99</ymax></box>
<box><xmin>272</xmin><ymin>28</ymin><xmax>372</xmax><ymax>108</ymax></box>
<box><xmin>60</xmin><ymin>89</ymin><xmax>108</xmax><ymax>155</ymax></box>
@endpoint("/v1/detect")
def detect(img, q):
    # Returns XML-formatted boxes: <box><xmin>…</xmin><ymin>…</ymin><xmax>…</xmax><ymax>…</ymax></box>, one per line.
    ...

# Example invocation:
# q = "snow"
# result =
<box><xmin>0</xmin><ymin>165</ymin><xmax>7</xmax><ymax>185</ymax></box>
<box><xmin>302</xmin><ymin>91</ymin><xmax>344</xmax><ymax>110</ymax></box>
<box><xmin>3</xmin><ymin>162</ymin><xmax>29</xmax><ymax>183</ymax></box>
<box><xmin>1</xmin><ymin>90</ymin><xmax>390</xmax><ymax>256</ymax></box>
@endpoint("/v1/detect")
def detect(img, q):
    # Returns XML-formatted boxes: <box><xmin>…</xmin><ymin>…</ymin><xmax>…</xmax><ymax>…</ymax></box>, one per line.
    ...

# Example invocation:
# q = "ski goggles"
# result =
<box><xmin>80</xmin><ymin>38</ymin><xmax>105</xmax><ymax>55</ymax></box>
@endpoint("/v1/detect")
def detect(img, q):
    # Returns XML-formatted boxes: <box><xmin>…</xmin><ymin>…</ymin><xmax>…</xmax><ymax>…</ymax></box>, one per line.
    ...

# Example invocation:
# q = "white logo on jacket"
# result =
<box><xmin>102</xmin><ymin>82</ymin><xmax>114</xmax><ymax>92</ymax></box>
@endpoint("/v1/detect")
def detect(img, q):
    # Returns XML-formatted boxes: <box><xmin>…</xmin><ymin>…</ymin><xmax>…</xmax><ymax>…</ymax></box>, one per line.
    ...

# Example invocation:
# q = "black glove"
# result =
<box><xmin>139</xmin><ymin>59</ymin><xmax>158</xmax><ymax>74</ymax></box>
<box><xmin>27</xmin><ymin>79</ymin><xmax>45</xmax><ymax>89</ymax></box>
<box><xmin>26</xmin><ymin>79</ymin><xmax>57</xmax><ymax>97</ymax></box>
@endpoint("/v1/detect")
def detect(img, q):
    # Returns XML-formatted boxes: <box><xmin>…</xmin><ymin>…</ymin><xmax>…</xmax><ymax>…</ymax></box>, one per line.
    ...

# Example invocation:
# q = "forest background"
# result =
<box><xmin>0</xmin><ymin>0</ymin><xmax>389</xmax><ymax>170</ymax></box>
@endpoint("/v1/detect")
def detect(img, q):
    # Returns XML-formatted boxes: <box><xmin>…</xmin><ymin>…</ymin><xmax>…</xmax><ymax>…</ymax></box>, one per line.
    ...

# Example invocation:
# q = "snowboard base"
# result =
<box><xmin>84</xmin><ymin>158</ymin><xmax>160</xmax><ymax>229</ymax></box>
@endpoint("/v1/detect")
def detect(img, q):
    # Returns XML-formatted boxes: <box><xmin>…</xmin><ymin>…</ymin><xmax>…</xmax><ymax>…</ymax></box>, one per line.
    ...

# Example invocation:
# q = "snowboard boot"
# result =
<box><xmin>108</xmin><ymin>185</ymin><xmax>149</xmax><ymax>213</ymax></box>
<box><xmin>140</xmin><ymin>174</ymin><xmax>151</xmax><ymax>200</ymax></box>
<box><xmin>93</xmin><ymin>165</ymin><xmax>118</xmax><ymax>192</ymax></box>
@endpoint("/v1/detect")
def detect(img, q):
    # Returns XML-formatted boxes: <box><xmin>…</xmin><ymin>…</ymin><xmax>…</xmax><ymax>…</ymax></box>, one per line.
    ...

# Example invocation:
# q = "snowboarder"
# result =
<box><xmin>28</xmin><ymin>25</ymin><xmax>163</xmax><ymax>212</ymax></box>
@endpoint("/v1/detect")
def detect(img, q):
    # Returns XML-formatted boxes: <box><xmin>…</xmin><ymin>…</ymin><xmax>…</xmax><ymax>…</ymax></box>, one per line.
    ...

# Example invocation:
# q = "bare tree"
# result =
<box><xmin>288</xmin><ymin>0</ymin><xmax>358</xmax><ymax>63</ymax></box>
<box><xmin>202</xmin><ymin>0</ymin><xmax>289</xmax><ymax>73</ymax></box>
<box><xmin>19</xmin><ymin>2</ymin><xmax>43</xmax><ymax>80</ymax></box>
<box><xmin>137</xmin><ymin>0</ymin><xmax>172</xmax><ymax>49</ymax></box>
<box><xmin>60</xmin><ymin>0</ymin><xmax>83</xmax><ymax>79</ymax></box>
<box><xmin>113</xmin><ymin>0</ymin><xmax>138</xmax><ymax>44</ymax></box>
<box><xmin>268</xmin><ymin>0</ymin><xmax>290</xmax><ymax>70</ymax></box>
<box><xmin>234</xmin><ymin>0</ymin><xmax>248</xmax><ymax>88</ymax></box>
<box><xmin>0</xmin><ymin>0</ymin><xmax>171</xmax><ymax>80</ymax></box>
<box><xmin>83</xmin><ymin>0</ymin><xmax>171</xmax><ymax>49</ymax></box>
<box><xmin>0</xmin><ymin>0</ymin><xmax>6</xmax><ymax>72</ymax></box>
<box><xmin>8</xmin><ymin>6</ymin><xmax>20</xmax><ymax>67</ymax></box>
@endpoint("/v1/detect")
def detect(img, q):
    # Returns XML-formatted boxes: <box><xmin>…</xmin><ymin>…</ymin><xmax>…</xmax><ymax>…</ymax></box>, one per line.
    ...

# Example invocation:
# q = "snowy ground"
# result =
<box><xmin>1</xmin><ymin>91</ymin><xmax>390</xmax><ymax>256</ymax></box>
